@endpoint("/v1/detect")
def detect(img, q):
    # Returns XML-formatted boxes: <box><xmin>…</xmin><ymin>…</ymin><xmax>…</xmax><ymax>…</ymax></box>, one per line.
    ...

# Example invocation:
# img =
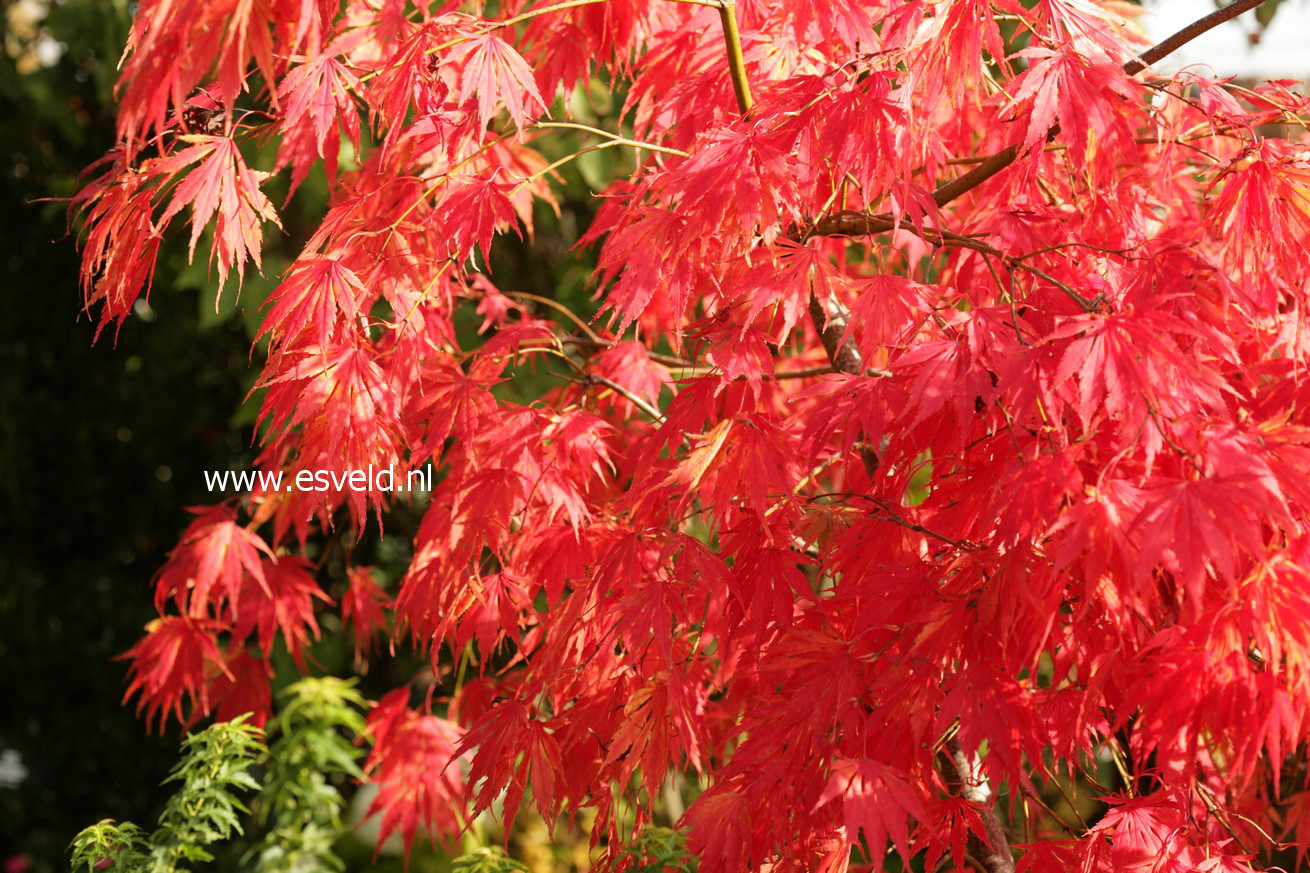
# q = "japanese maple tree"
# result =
<box><xmin>67</xmin><ymin>0</ymin><xmax>1310</xmax><ymax>868</ymax></box>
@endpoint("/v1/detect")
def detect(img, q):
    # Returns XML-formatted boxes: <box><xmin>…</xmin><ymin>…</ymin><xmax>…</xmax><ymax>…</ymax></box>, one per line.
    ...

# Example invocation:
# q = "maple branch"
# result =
<box><xmin>1036</xmin><ymin>761</ymin><xmax>1090</xmax><ymax>831</ymax></box>
<box><xmin>946</xmin><ymin>736</ymin><xmax>1016</xmax><ymax>873</ymax></box>
<box><xmin>716</xmin><ymin>0</ymin><xmax>754</xmax><ymax>114</ymax></box>
<box><xmin>940</xmin><ymin>130</ymin><xmax>1243</xmax><ymax>166</ymax></box>
<box><xmin>506</xmin><ymin>291</ymin><xmax>604</xmax><ymax>343</ymax></box>
<box><xmin>791</xmin><ymin>0</ymin><xmax>1273</xmax><ymax>237</ymax></box>
<box><xmin>866</xmin><ymin>499</ymin><xmax>981</xmax><ymax>552</ymax></box>
<box><xmin>561</xmin><ymin>335</ymin><xmax>887</xmax><ymax>380</ymax></box>
<box><xmin>803</xmin><ymin>213</ymin><xmax>1102</xmax><ymax>312</ymax></box>
<box><xmin>1123</xmin><ymin>0</ymin><xmax>1270</xmax><ymax>75</ymax></box>
<box><xmin>1014</xmin><ymin>780</ymin><xmax>1081</xmax><ymax>838</ymax></box>
<box><xmin>806</xmin><ymin>294</ymin><xmax>864</xmax><ymax>377</ymax></box>
<box><xmin>359</xmin><ymin>0</ymin><xmax>617</xmax><ymax>83</ymax></box>
<box><xmin>935</xmin><ymin>230</ymin><xmax>1102</xmax><ymax>312</ymax></box>
<box><xmin>587</xmin><ymin>373</ymin><xmax>665</xmax><ymax>421</ymax></box>
<box><xmin>532</xmin><ymin>122</ymin><xmax>690</xmax><ymax>158</ymax></box>
<box><xmin>804</xmin><ymin>295</ymin><xmax>883</xmax><ymax>475</ymax></box>
<box><xmin>1193</xmin><ymin>782</ymin><xmax>1269</xmax><ymax>864</ymax></box>
<box><xmin>929</xmin><ymin>0</ymin><xmax>1274</xmax><ymax>210</ymax></box>
<box><xmin>511</xmin><ymin>139</ymin><xmax>626</xmax><ymax>194</ymax></box>
<box><xmin>560</xmin><ymin>335</ymin><xmax>690</xmax><ymax>369</ymax></box>
<box><xmin>799</xmin><ymin>234</ymin><xmax>1020</xmax><ymax>873</ymax></box>
<box><xmin>775</xmin><ymin>364</ymin><xmax>888</xmax><ymax>379</ymax></box>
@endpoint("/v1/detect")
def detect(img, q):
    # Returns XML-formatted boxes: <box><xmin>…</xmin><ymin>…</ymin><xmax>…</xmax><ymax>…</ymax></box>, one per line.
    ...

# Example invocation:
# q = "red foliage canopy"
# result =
<box><xmin>71</xmin><ymin>0</ymin><xmax>1310</xmax><ymax>869</ymax></box>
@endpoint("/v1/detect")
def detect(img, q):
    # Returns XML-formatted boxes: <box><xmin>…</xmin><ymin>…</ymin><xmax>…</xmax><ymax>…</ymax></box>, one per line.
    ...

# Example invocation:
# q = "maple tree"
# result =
<box><xmin>64</xmin><ymin>0</ymin><xmax>1310</xmax><ymax>868</ymax></box>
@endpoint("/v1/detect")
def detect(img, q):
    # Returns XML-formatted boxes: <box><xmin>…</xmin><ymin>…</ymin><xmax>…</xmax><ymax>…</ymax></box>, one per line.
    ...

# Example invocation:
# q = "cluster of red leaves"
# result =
<box><xmin>74</xmin><ymin>0</ymin><xmax>1310</xmax><ymax>869</ymax></box>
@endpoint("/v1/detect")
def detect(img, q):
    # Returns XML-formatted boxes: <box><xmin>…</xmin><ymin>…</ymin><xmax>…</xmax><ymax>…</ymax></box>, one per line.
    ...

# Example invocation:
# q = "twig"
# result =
<box><xmin>532</xmin><ymin>121</ymin><xmax>690</xmax><ymax>158</ymax></box>
<box><xmin>561</xmin><ymin>335</ymin><xmax>689</xmax><ymax>368</ymax></box>
<box><xmin>1193</xmin><ymin>783</ymin><xmax>1265</xmax><ymax>867</ymax></box>
<box><xmin>505</xmin><ymin>291</ymin><xmax>604</xmax><ymax>343</ymax></box>
<box><xmin>356</xmin><ymin>0</ymin><xmax>614</xmax><ymax>84</ymax></box>
<box><xmin>1037</xmin><ymin>761</ymin><xmax>1090</xmax><ymax>830</ymax></box>
<box><xmin>588</xmin><ymin>373</ymin><xmax>665</xmax><ymax>421</ymax></box>
<box><xmin>802</xmin><ymin>213</ymin><xmax>1103</xmax><ymax>312</ymax></box>
<box><xmin>866</xmin><ymin>498</ymin><xmax>981</xmax><ymax>552</ymax></box>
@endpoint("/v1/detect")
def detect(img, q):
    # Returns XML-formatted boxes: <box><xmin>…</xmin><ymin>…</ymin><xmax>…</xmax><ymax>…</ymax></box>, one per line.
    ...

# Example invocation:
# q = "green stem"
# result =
<box><xmin>716</xmin><ymin>0</ymin><xmax>753</xmax><ymax>114</ymax></box>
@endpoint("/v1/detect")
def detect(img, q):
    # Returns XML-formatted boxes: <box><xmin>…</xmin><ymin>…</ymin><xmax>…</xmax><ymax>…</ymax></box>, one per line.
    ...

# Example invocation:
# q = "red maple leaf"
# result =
<box><xmin>153</xmin><ymin>135</ymin><xmax>282</xmax><ymax>288</ymax></box>
<box><xmin>449</xmin><ymin>33</ymin><xmax>547</xmax><ymax>131</ymax></box>
<box><xmin>121</xmin><ymin>616</ymin><xmax>229</xmax><ymax>732</ymax></box>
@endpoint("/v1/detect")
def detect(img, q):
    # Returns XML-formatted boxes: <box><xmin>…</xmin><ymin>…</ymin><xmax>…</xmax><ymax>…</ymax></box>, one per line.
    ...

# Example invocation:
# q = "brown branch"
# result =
<box><xmin>943</xmin><ymin>130</ymin><xmax>1245</xmax><ymax>165</ymax></box>
<box><xmin>946</xmin><ymin>736</ymin><xmax>1017</xmax><ymax>873</ymax></box>
<box><xmin>930</xmin><ymin>144</ymin><xmax>1023</xmax><ymax>211</ymax></box>
<box><xmin>807</xmin><ymin>294</ymin><xmax>865</xmax><ymax>377</ymax></box>
<box><xmin>774</xmin><ymin>364</ymin><xmax>893</xmax><ymax>379</ymax></box>
<box><xmin>806</xmin><ymin>294</ymin><xmax>882</xmax><ymax>475</ymax></box>
<box><xmin>802</xmin><ymin>0</ymin><xmax>1274</xmax><ymax>238</ymax></box>
<box><xmin>931</xmin><ymin>0</ymin><xmax>1273</xmax><ymax>210</ymax></box>
<box><xmin>560</xmin><ymin>335</ymin><xmax>888</xmax><ymax>379</ymax></box>
<box><xmin>804</xmin><ymin>214</ymin><xmax>1102</xmax><ymax>311</ymax></box>
<box><xmin>1123</xmin><ymin>0</ymin><xmax>1271</xmax><ymax>75</ymax></box>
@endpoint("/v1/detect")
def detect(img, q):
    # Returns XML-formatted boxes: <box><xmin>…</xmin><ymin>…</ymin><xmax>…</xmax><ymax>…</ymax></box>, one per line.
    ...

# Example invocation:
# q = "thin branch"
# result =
<box><xmin>940</xmin><ymin>130</ymin><xmax>1244</xmax><ymax>166</ymax></box>
<box><xmin>588</xmin><ymin>373</ymin><xmax>665</xmax><ymax>421</ymax></box>
<box><xmin>510</xmin><ymin>139</ymin><xmax>623</xmax><ymax>195</ymax></box>
<box><xmin>1037</xmin><ymin>761</ymin><xmax>1091</xmax><ymax>830</ymax></box>
<box><xmin>356</xmin><ymin>0</ymin><xmax>614</xmax><ymax>84</ymax></box>
<box><xmin>505</xmin><ymin>291</ymin><xmax>604</xmax><ymax>343</ymax></box>
<box><xmin>561</xmin><ymin>335</ymin><xmax>691</xmax><ymax>369</ymax></box>
<box><xmin>930</xmin><ymin>0</ymin><xmax>1274</xmax><ymax>209</ymax></box>
<box><xmin>775</xmin><ymin>364</ymin><xmax>837</xmax><ymax>379</ymax></box>
<box><xmin>866</xmin><ymin>498</ymin><xmax>982</xmax><ymax>552</ymax></box>
<box><xmin>1015</xmin><ymin>780</ymin><xmax>1081</xmax><ymax>838</ymax></box>
<box><xmin>765</xmin><ymin>443</ymin><xmax>877</xmax><ymax>518</ymax></box>
<box><xmin>561</xmin><ymin>335</ymin><xmax>888</xmax><ymax>379</ymax></box>
<box><xmin>1124</xmin><ymin>0</ymin><xmax>1271</xmax><ymax>75</ymax></box>
<box><xmin>1193</xmin><ymin>783</ymin><xmax>1265</xmax><ymax>867</ymax></box>
<box><xmin>802</xmin><ymin>213</ymin><xmax>1103</xmax><ymax>312</ymax></box>
<box><xmin>532</xmin><ymin>121</ymin><xmax>690</xmax><ymax>158</ymax></box>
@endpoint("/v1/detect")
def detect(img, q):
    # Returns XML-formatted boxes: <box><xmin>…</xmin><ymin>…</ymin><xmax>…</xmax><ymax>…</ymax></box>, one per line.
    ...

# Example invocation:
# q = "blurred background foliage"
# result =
<box><xmin>0</xmin><ymin>0</ymin><xmax>626</xmax><ymax>869</ymax></box>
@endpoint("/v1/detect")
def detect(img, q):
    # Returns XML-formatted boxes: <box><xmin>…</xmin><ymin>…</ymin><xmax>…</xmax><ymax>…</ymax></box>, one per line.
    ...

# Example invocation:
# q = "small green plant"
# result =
<box><xmin>251</xmin><ymin>677</ymin><xmax>367</xmax><ymax>872</ymax></box>
<box><xmin>69</xmin><ymin>821</ymin><xmax>150</xmax><ymax>872</ymax></box>
<box><xmin>70</xmin><ymin>715</ymin><xmax>265</xmax><ymax>872</ymax></box>
<box><xmin>70</xmin><ymin>687</ymin><xmax>369</xmax><ymax>872</ymax></box>
<box><xmin>450</xmin><ymin>847</ymin><xmax>530</xmax><ymax>873</ymax></box>
<box><xmin>154</xmin><ymin>715</ymin><xmax>266</xmax><ymax>866</ymax></box>
<box><xmin>618</xmin><ymin>826</ymin><xmax>697</xmax><ymax>873</ymax></box>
